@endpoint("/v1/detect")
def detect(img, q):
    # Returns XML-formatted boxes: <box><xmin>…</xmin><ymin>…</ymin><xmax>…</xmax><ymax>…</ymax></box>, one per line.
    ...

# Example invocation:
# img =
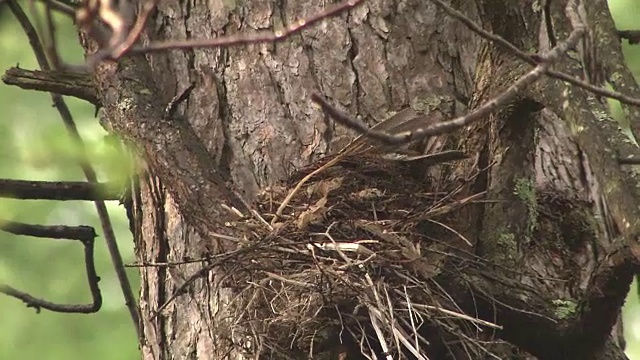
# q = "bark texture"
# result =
<box><xmin>88</xmin><ymin>0</ymin><xmax>640</xmax><ymax>359</ymax></box>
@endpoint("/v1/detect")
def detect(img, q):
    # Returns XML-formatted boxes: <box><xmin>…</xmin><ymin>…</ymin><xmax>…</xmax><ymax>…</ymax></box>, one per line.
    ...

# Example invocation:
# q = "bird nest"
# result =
<box><xmin>211</xmin><ymin>152</ymin><xmax>495</xmax><ymax>359</ymax></box>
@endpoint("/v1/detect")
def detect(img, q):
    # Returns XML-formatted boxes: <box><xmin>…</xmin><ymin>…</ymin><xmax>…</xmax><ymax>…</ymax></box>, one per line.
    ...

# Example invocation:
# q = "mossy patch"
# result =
<box><xmin>513</xmin><ymin>177</ymin><xmax>538</xmax><ymax>240</ymax></box>
<box><xmin>552</xmin><ymin>299</ymin><xmax>577</xmax><ymax>320</ymax></box>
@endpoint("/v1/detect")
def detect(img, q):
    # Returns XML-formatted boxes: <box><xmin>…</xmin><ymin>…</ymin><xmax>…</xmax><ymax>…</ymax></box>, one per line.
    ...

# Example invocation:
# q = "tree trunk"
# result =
<box><xmin>89</xmin><ymin>0</ymin><xmax>640</xmax><ymax>358</ymax></box>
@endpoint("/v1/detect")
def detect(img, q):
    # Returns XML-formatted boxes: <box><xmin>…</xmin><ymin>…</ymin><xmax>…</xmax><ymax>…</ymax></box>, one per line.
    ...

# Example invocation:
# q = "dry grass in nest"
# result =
<box><xmin>210</xmin><ymin>152</ymin><xmax>496</xmax><ymax>359</ymax></box>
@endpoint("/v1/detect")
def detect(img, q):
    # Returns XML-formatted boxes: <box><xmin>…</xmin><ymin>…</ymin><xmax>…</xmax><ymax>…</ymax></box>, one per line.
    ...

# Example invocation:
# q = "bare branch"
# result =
<box><xmin>618</xmin><ymin>30</ymin><xmax>640</xmax><ymax>45</ymax></box>
<box><xmin>8</xmin><ymin>1</ymin><xmax>49</xmax><ymax>70</ymax></box>
<box><xmin>0</xmin><ymin>179</ymin><xmax>120</xmax><ymax>200</ymax></box>
<box><xmin>425</xmin><ymin>0</ymin><xmax>640</xmax><ymax>108</ymax></box>
<box><xmin>44</xmin><ymin>1</ymin><xmax>61</xmax><ymax>69</ymax></box>
<box><xmin>75</xmin><ymin>0</ymin><xmax>364</xmax><ymax>67</ymax></box>
<box><xmin>127</xmin><ymin>0</ymin><xmax>364</xmax><ymax>54</ymax></box>
<box><xmin>313</xmin><ymin>0</ymin><xmax>585</xmax><ymax>147</ymax></box>
<box><xmin>0</xmin><ymin>220</ymin><xmax>102</xmax><ymax>314</ymax></box>
<box><xmin>1</xmin><ymin>219</ymin><xmax>95</xmax><ymax>240</ymax></box>
<box><xmin>2</xmin><ymin>67</ymin><xmax>98</xmax><ymax>105</ymax></box>
<box><xmin>109</xmin><ymin>0</ymin><xmax>159</xmax><ymax>58</ymax></box>
<box><xmin>45</xmin><ymin>0</ymin><xmax>76</xmax><ymax>17</ymax></box>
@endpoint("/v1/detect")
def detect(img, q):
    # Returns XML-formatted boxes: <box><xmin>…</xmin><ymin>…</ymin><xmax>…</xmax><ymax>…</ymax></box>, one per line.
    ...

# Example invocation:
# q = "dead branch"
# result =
<box><xmin>618</xmin><ymin>30</ymin><xmax>640</xmax><ymax>45</ymax></box>
<box><xmin>0</xmin><ymin>179</ymin><xmax>120</xmax><ymax>200</ymax></box>
<box><xmin>2</xmin><ymin>67</ymin><xmax>97</xmax><ymax>105</ymax></box>
<box><xmin>1</xmin><ymin>219</ymin><xmax>95</xmax><ymax>239</ymax></box>
<box><xmin>311</xmin><ymin>47</ymin><xmax>562</xmax><ymax>145</ymax></box>
<box><xmin>425</xmin><ymin>0</ymin><xmax>640</xmax><ymax>110</ymax></box>
<box><xmin>312</xmin><ymin>0</ymin><xmax>586</xmax><ymax>146</ymax></box>
<box><xmin>40</xmin><ymin>0</ymin><xmax>76</xmax><ymax>17</ymax></box>
<box><xmin>0</xmin><ymin>220</ymin><xmax>102</xmax><ymax>313</ymax></box>
<box><xmin>84</xmin><ymin>0</ymin><xmax>364</xmax><ymax>64</ymax></box>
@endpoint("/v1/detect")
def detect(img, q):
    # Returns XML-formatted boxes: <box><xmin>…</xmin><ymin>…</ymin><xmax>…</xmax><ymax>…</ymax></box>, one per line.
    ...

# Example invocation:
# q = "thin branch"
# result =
<box><xmin>2</xmin><ymin>67</ymin><xmax>98</xmax><ymax>105</ymax></box>
<box><xmin>0</xmin><ymin>179</ymin><xmax>120</xmax><ymax>200</ymax></box>
<box><xmin>0</xmin><ymin>220</ymin><xmax>102</xmax><ymax>313</ymax></box>
<box><xmin>80</xmin><ymin>0</ymin><xmax>364</xmax><ymax>67</ymax></box>
<box><xmin>152</xmin><ymin>242</ymin><xmax>264</xmax><ymax>319</ymax></box>
<box><xmin>110</xmin><ymin>0</ymin><xmax>158</xmax><ymax>58</ymax></box>
<box><xmin>8</xmin><ymin>0</ymin><xmax>140</xmax><ymax>337</ymax></box>
<box><xmin>39</xmin><ymin>0</ymin><xmax>76</xmax><ymax>17</ymax></box>
<box><xmin>0</xmin><ymin>283</ymin><xmax>101</xmax><ymax>313</ymax></box>
<box><xmin>618</xmin><ymin>30</ymin><xmax>640</xmax><ymax>45</ymax></box>
<box><xmin>426</xmin><ymin>0</ymin><xmax>533</xmax><ymax>65</ymax></box>
<box><xmin>50</xmin><ymin>0</ymin><xmax>80</xmax><ymax>9</ymax></box>
<box><xmin>77</xmin><ymin>0</ymin><xmax>132</xmax><ymax>68</ymax></box>
<box><xmin>312</xmin><ymin>1</ymin><xmax>585</xmax><ymax>146</ymax></box>
<box><xmin>125</xmin><ymin>258</ymin><xmax>211</xmax><ymax>267</ymax></box>
<box><xmin>128</xmin><ymin>0</ymin><xmax>363</xmax><ymax>54</ymax></box>
<box><xmin>8</xmin><ymin>1</ymin><xmax>49</xmax><ymax>69</ymax></box>
<box><xmin>425</xmin><ymin>0</ymin><xmax>640</xmax><ymax>108</ymax></box>
<box><xmin>44</xmin><ymin>1</ymin><xmax>61</xmax><ymax>69</ymax></box>
<box><xmin>618</xmin><ymin>157</ymin><xmax>640</xmax><ymax>165</ymax></box>
<box><xmin>0</xmin><ymin>219</ymin><xmax>96</xmax><ymax>240</ymax></box>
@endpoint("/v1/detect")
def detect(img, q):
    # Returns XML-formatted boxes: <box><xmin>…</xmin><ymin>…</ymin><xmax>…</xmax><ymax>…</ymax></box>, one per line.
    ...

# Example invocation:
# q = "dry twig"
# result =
<box><xmin>0</xmin><ymin>220</ymin><xmax>101</xmax><ymax>313</ymax></box>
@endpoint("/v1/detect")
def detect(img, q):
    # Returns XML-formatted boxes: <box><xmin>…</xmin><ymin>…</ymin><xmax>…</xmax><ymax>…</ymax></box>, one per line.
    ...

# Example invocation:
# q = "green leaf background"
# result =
<box><xmin>0</xmin><ymin>9</ymin><xmax>139</xmax><ymax>360</ymax></box>
<box><xmin>0</xmin><ymin>1</ymin><xmax>639</xmax><ymax>359</ymax></box>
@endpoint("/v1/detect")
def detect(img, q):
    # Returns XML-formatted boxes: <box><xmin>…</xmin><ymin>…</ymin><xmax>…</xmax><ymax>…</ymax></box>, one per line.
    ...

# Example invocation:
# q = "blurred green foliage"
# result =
<box><xmin>611</xmin><ymin>0</ymin><xmax>640</xmax><ymax>357</ymax></box>
<box><xmin>0</xmin><ymin>9</ymin><xmax>139</xmax><ymax>360</ymax></box>
<box><xmin>0</xmin><ymin>1</ymin><xmax>639</xmax><ymax>359</ymax></box>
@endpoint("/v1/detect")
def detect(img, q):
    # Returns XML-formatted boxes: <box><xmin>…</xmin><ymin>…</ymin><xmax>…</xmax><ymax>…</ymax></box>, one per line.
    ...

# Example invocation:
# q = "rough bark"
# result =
<box><xmin>87</xmin><ymin>0</ymin><xmax>640</xmax><ymax>359</ymax></box>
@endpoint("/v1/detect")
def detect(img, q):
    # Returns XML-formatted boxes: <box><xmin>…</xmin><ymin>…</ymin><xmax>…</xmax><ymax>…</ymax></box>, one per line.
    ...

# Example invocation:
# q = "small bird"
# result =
<box><xmin>339</xmin><ymin>108</ymin><xmax>465</xmax><ymax>165</ymax></box>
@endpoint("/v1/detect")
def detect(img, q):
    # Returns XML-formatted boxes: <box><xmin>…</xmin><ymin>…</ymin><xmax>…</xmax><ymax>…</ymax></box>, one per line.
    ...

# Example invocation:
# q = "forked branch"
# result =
<box><xmin>0</xmin><ymin>220</ymin><xmax>102</xmax><ymax>313</ymax></box>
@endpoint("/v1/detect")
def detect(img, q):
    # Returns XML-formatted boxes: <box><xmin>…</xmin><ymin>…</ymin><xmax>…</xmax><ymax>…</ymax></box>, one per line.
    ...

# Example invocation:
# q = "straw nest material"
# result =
<box><xmin>212</xmin><ymin>152</ymin><xmax>495</xmax><ymax>359</ymax></box>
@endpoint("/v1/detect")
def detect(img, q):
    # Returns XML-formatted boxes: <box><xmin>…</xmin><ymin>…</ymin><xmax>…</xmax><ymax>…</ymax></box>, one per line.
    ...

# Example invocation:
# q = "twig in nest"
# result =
<box><xmin>401</xmin><ymin>301</ymin><xmax>502</xmax><ymax>330</ymax></box>
<box><xmin>273</xmin><ymin>151</ymin><xmax>345</xmax><ymax>223</ymax></box>
<box><xmin>151</xmin><ymin>240</ymin><xmax>264</xmax><ymax>319</ymax></box>
<box><xmin>426</xmin><ymin>219</ymin><xmax>473</xmax><ymax>247</ymax></box>
<box><xmin>416</xmin><ymin>191</ymin><xmax>487</xmax><ymax>220</ymax></box>
<box><xmin>273</xmin><ymin>108</ymin><xmax>467</xmax><ymax>224</ymax></box>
